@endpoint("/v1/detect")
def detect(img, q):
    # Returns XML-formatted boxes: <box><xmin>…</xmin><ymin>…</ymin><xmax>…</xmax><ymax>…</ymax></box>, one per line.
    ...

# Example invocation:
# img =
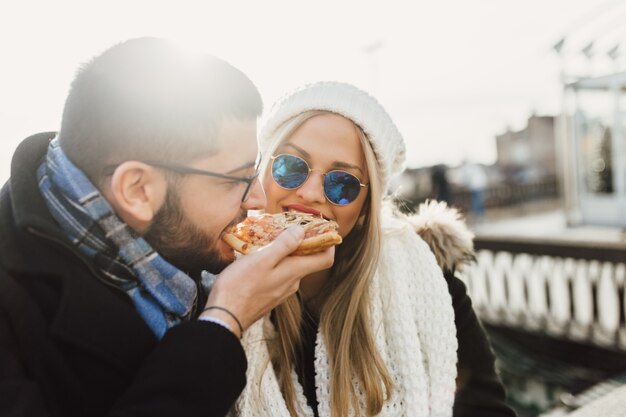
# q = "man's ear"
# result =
<box><xmin>104</xmin><ymin>161</ymin><xmax>168</xmax><ymax>234</ymax></box>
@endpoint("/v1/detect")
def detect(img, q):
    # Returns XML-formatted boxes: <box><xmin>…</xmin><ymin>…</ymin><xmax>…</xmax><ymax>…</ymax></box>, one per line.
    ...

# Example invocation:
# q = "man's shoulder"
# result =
<box><xmin>9</xmin><ymin>130</ymin><xmax>55</xmax><ymax>164</ymax></box>
<box><xmin>14</xmin><ymin>131</ymin><xmax>56</xmax><ymax>150</ymax></box>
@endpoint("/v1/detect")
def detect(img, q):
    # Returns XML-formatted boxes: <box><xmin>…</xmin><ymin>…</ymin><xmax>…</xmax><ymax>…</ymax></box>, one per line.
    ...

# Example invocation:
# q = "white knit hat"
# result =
<box><xmin>259</xmin><ymin>81</ymin><xmax>406</xmax><ymax>193</ymax></box>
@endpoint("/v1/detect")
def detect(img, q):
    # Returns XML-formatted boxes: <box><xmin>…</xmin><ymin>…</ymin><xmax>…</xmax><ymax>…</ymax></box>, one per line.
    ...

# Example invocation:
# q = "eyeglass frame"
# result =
<box><xmin>103</xmin><ymin>154</ymin><xmax>262</xmax><ymax>203</ymax></box>
<box><xmin>270</xmin><ymin>153</ymin><xmax>368</xmax><ymax>205</ymax></box>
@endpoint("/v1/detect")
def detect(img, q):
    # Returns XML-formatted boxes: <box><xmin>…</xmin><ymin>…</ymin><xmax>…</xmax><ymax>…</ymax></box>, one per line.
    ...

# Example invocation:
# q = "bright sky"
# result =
<box><xmin>2</xmin><ymin>0</ymin><xmax>625</xmax><ymax>184</ymax></box>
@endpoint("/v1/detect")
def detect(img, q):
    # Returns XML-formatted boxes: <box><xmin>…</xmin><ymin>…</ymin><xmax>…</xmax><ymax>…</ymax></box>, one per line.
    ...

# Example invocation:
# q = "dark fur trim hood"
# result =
<box><xmin>404</xmin><ymin>200</ymin><xmax>475</xmax><ymax>272</ymax></box>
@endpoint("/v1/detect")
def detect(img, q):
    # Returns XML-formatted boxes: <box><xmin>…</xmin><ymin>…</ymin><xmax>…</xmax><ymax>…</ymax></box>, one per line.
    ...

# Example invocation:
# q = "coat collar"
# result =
<box><xmin>404</xmin><ymin>200</ymin><xmax>475</xmax><ymax>273</ymax></box>
<box><xmin>1</xmin><ymin>132</ymin><xmax>73</xmax><ymax>276</ymax></box>
<box><xmin>2</xmin><ymin>132</ymin><xmax>156</xmax><ymax>374</ymax></box>
<box><xmin>9</xmin><ymin>132</ymin><xmax>61</xmax><ymax>243</ymax></box>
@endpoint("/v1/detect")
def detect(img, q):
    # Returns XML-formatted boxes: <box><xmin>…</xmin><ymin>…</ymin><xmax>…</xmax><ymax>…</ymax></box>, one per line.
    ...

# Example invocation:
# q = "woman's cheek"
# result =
<box><xmin>262</xmin><ymin>177</ymin><xmax>283</xmax><ymax>213</ymax></box>
<box><xmin>338</xmin><ymin>217</ymin><xmax>358</xmax><ymax>238</ymax></box>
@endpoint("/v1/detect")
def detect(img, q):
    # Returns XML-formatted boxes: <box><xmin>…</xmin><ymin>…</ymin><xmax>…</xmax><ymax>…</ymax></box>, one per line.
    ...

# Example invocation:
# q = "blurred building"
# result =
<box><xmin>396</xmin><ymin>114</ymin><xmax>559</xmax><ymax>216</ymax></box>
<box><xmin>496</xmin><ymin>115</ymin><xmax>557</xmax><ymax>182</ymax></box>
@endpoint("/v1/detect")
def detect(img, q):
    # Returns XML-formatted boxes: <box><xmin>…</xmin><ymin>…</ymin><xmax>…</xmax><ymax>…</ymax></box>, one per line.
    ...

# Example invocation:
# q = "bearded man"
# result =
<box><xmin>0</xmin><ymin>38</ymin><xmax>333</xmax><ymax>417</ymax></box>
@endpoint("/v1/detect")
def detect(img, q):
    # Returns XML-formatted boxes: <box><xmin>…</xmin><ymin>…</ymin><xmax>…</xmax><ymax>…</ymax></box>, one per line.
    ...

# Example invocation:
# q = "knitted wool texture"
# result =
<box><xmin>231</xmin><ymin>215</ymin><xmax>458</xmax><ymax>417</ymax></box>
<box><xmin>259</xmin><ymin>81</ymin><xmax>406</xmax><ymax>194</ymax></box>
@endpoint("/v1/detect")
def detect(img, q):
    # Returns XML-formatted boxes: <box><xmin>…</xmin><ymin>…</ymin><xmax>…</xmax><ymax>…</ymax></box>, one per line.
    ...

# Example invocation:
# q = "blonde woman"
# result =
<box><xmin>232</xmin><ymin>82</ymin><xmax>515</xmax><ymax>417</ymax></box>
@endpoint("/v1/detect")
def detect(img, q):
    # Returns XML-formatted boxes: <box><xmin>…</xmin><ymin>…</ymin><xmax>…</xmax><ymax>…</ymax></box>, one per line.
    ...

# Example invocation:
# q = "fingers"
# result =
<box><xmin>252</xmin><ymin>226</ymin><xmax>304</xmax><ymax>265</ymax></box>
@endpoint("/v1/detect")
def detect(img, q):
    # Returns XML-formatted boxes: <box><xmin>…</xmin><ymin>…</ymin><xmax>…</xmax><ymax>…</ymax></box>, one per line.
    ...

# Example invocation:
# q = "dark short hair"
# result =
<box><xmin>59</xmin><ymin>37</ymin><xmax>262</xmax><ymax>184</ymax></box>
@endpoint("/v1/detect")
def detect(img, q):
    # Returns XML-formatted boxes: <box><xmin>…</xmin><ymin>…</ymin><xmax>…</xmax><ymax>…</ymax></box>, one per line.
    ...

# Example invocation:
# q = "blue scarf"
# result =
<box><xmin>37</xmin><ymin>137</ymin><xmax>199</xmax><ymax>338</ymax></box>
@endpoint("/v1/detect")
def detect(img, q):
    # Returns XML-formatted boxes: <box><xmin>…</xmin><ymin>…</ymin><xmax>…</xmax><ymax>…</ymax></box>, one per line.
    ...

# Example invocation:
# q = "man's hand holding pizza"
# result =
<box><xmin>200</xmin><ymin>225</ymin><xmax>336</xmax><ymax>338</ymax></box>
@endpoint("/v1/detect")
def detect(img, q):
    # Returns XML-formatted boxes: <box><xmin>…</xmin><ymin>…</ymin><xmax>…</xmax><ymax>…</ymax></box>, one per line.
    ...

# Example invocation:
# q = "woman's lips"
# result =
<box><xmin>283</xmin><ymin>204</ymin><xmax>327</xmax><ymax>219</ymax></box>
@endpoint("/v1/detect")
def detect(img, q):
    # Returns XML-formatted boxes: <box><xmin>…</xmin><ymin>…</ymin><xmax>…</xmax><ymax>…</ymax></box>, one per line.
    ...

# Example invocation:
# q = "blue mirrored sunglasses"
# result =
<box><xmin>271</xmin><ymin>154</ymin><xmax>367</xmax><ymax>206</ymax></box>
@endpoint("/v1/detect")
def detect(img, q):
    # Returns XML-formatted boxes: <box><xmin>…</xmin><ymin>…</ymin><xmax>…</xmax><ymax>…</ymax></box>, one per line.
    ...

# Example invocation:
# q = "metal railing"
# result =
<box><xmin>453</xmin><ymin>177</ymin><xmax>560</xmax><ymax>212</ymax></box>
<box><xmin>461</xmin><ymin>236</ymin><xmax>626</xmax><ymax>350</ymax></box>
<box><xmin>460</xmin><ymin>236</ymin><xmax>626</xmax><ymax>415</ymax></box>
<box><xmin>398</xmin><ymin>177</ymin><xmax>560</xmax><ymax>214</ymax></box>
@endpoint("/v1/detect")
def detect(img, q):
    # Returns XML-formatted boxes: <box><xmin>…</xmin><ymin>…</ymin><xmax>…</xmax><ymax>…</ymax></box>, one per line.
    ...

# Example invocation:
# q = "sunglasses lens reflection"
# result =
<box><xmin>272</xmin><ymin>154</ymin><xmax>309</xmax><ymax>189</ymax></box>
<box><xmin>324</xmin><ymin>171</ymin><xmax>361</xmax><ymax>205</ymax></box>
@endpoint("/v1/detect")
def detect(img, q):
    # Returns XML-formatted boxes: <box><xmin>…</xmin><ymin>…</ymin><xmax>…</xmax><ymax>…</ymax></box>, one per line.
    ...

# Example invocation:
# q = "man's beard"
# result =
<box><xmin>143</xmin><ymin>187</ymin><xmax>243</xmax><ymax>279</ymax></box>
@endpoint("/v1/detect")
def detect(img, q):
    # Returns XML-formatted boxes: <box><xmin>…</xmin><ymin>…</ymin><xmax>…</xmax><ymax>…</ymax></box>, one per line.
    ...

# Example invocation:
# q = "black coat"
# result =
<box><xmin>0</xmin><ymin>133</ymin><xmax>247</xmax><ymax>417</ymax></box>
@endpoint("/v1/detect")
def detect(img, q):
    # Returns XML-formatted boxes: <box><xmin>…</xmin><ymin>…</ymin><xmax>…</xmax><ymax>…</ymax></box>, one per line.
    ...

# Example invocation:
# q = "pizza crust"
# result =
<box><xmin>222</xmin><ymin>233</ymin><xmax>260</xmax><ymax>255</ymax></box>
<box><xmin>293</xmin><ymin>231</ymin><xmax>343</xmax><ymax>255</ymax></box>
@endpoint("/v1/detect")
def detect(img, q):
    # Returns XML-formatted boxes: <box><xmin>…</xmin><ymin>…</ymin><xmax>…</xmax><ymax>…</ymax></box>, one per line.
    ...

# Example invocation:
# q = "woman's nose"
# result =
<box><xmin>295</xmin><ymin>170</ymin><xmax>326</xmax><ymax>204</ymax></box>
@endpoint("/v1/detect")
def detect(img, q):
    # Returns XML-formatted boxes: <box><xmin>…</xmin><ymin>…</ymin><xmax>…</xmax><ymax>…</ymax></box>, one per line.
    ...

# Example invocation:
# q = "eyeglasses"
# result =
<box><xmin>270</xmin><ymin>154</ymin><xmax>367</xmax><ymax>206</ymax></box>
<box><xmin>104</xmin><ymin>155</ymin><xmax>262</xmax><ymax>203</ymax></box>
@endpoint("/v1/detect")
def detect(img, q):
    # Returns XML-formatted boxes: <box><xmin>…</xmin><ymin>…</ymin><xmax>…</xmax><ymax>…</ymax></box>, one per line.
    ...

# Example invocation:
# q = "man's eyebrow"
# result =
<box><xmin>278</xmin><ymin>142</ymin><xmax>364</xmax><ymax>175</ymax></box>
<box><xmin>225</xmin><ymin>161</ymin><xmax>255</xmax><ymax>174</ymax></box>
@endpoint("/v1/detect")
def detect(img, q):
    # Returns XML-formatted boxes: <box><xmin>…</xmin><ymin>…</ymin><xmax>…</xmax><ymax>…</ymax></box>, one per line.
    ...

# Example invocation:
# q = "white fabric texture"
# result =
<box><xmin>230</xmin><ymin>214</ymin><xmax>458</xmax><ymax>417</ymax></box>
<box><xmin>259</xmin><ymin>81</ymin><xmax>406</xmax><ymax>194</ymax></box>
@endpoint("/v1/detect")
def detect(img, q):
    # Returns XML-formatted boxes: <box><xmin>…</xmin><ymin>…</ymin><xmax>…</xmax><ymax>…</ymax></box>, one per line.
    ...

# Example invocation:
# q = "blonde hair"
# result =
<box><xmin>264</xmin><ymin>110</ymin><xmax>394</xmax><ymax>417</ymax></box>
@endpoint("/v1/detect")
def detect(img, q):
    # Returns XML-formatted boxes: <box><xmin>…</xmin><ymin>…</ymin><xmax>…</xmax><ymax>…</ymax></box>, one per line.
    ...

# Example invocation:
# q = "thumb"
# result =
<box><xmin>257</xmin><ymin>225</ymin><xmax>304</xmax><ymax>264</ymax></box>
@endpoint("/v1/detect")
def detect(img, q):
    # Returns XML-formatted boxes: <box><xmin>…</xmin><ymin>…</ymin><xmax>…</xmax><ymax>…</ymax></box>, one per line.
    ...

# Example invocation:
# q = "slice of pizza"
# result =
<box><xmin>223</xmin><ymin>212</ymin><xmax>342</xmax><ymax>256</ymax></box>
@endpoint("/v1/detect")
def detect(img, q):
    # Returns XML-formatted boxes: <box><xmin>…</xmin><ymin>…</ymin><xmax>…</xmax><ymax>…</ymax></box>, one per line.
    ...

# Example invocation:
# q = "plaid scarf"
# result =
<box><xmin>37</xmin><ymin>137</ymin><xmax>198</xmax><ymax>338</ymax></box>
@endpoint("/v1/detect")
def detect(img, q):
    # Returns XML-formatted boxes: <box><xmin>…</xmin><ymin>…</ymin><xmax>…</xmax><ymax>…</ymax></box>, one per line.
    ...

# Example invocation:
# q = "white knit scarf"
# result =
<box><xmin>231</xmin><ymin>215</ymin><xmax>458</xmax><ymax>417</ymax></box>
